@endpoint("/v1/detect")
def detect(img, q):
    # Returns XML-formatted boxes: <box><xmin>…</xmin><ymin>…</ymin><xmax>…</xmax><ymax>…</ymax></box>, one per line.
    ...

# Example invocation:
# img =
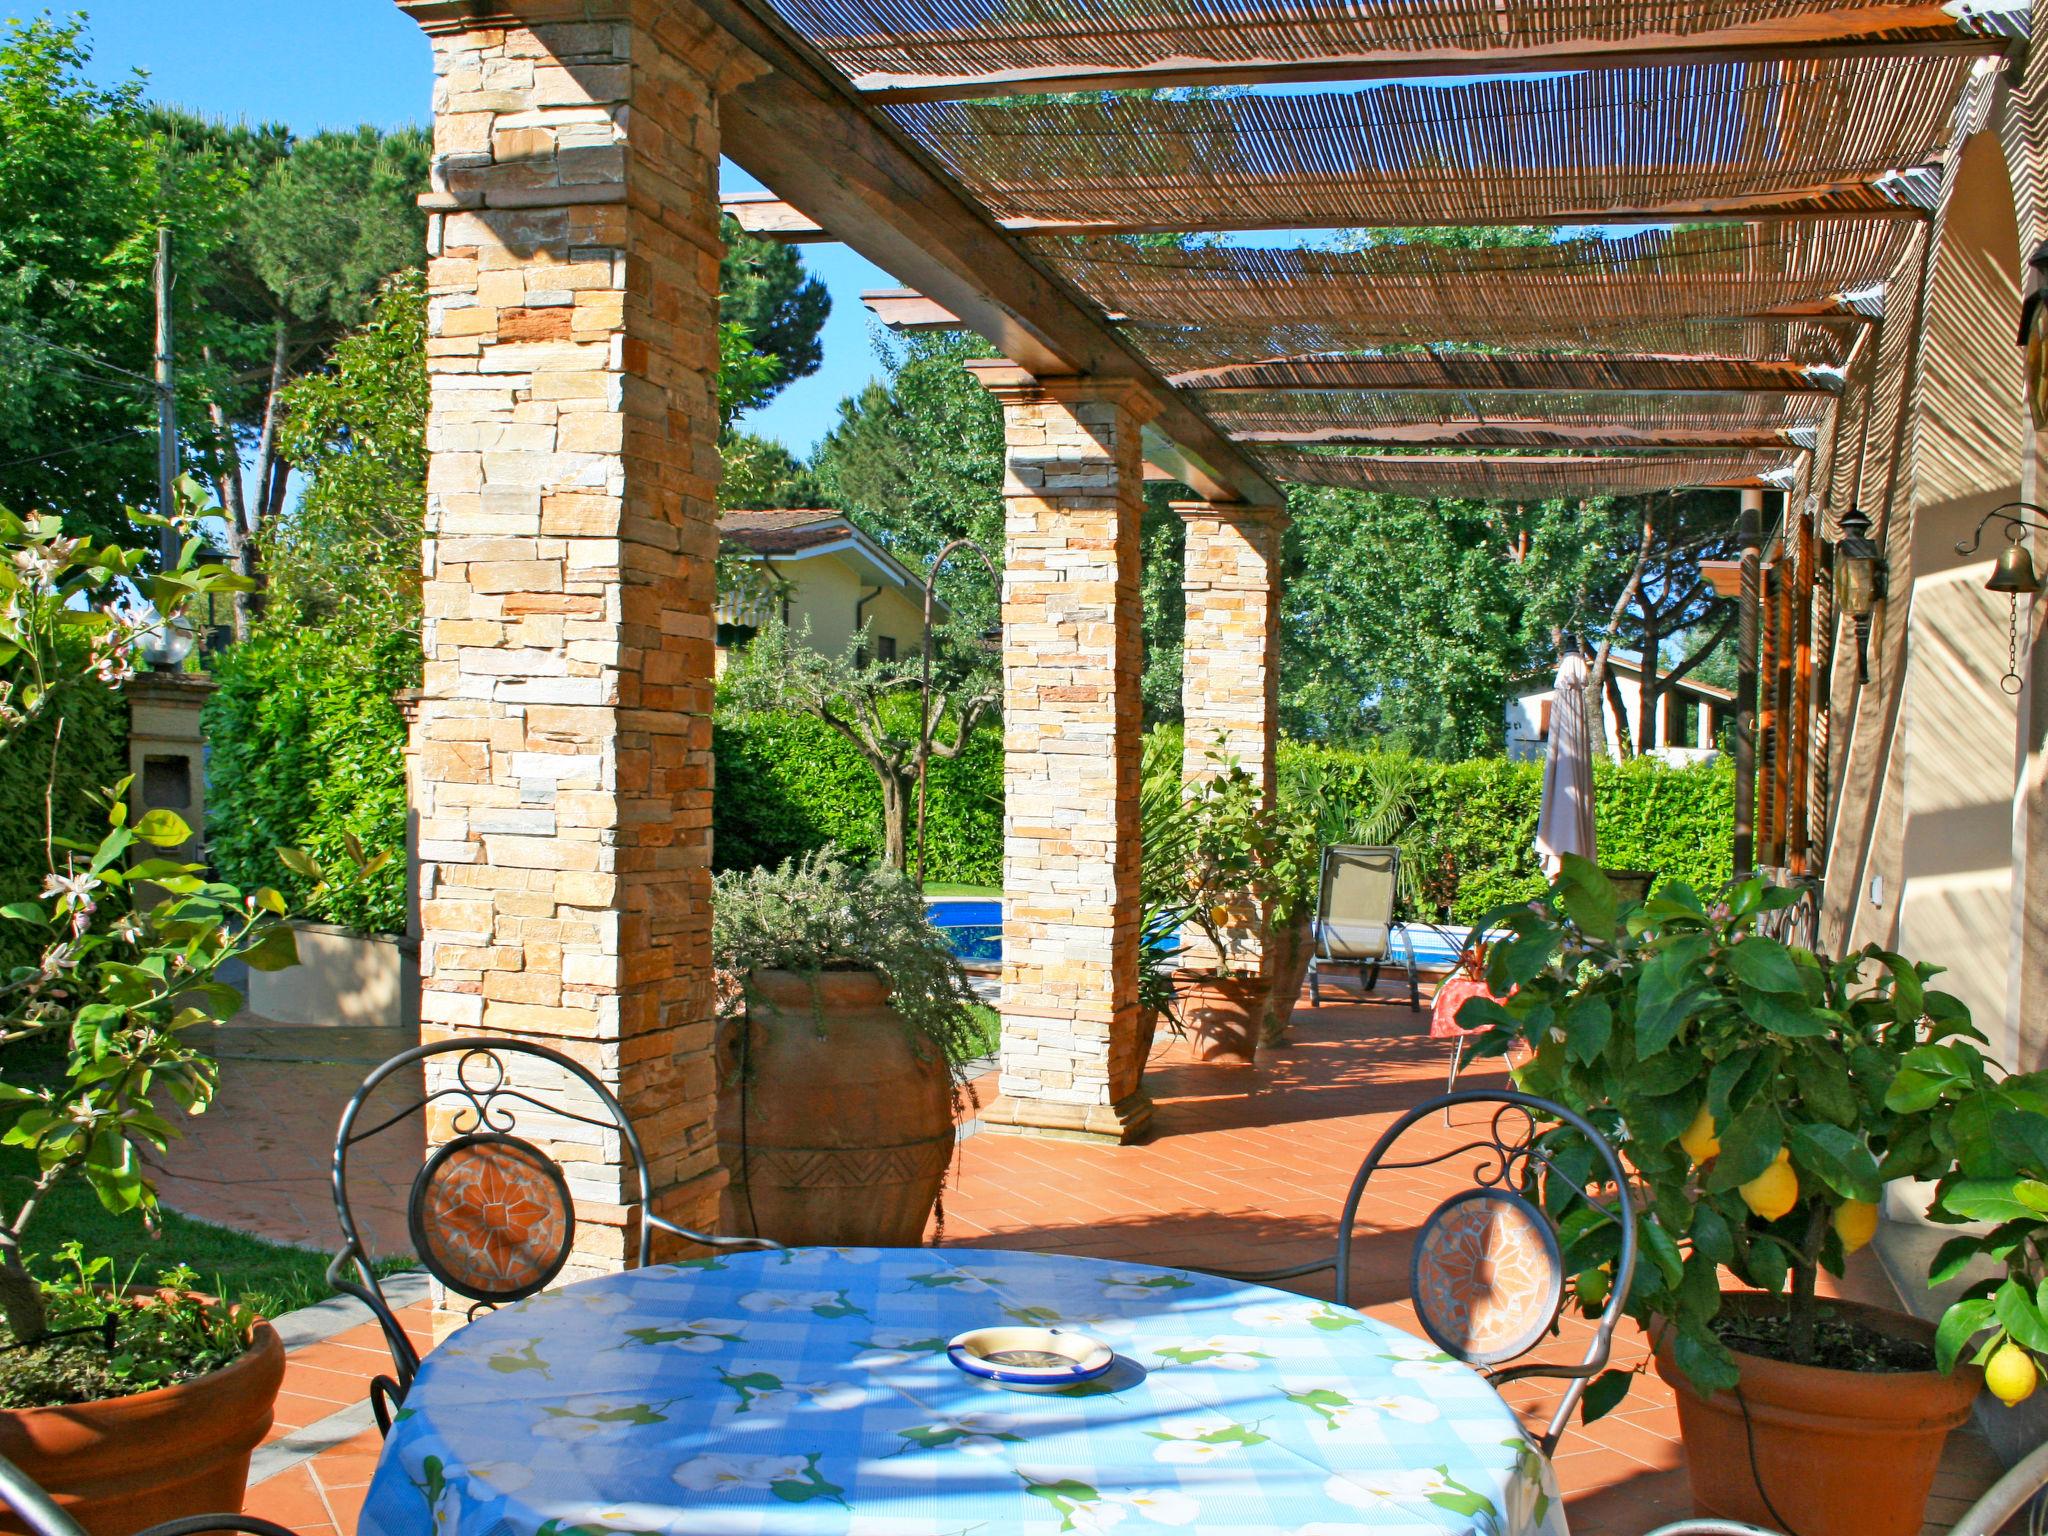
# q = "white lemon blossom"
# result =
<box><xmin>1323</xmin><ymin>1467</ymin><xmax>1458</xmax><ymax>1509</ymax></box>
<box><xmin>1233</xmin><ymin>1300</ymin><xmax>1323</xmax><ymax>1329</ymax></box>
<box><xmin>1112</xmin><ymin>1488</ymin><xmax>1200</xmax><ymax>1525</ymax></box>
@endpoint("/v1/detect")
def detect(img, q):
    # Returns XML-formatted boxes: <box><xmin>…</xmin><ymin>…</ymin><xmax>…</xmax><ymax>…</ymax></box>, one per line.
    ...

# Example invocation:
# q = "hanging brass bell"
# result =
<box><xmin>1987</xmin><ymin>540</ymin><xmax>2042</xmax><ymax>596</ymax></box>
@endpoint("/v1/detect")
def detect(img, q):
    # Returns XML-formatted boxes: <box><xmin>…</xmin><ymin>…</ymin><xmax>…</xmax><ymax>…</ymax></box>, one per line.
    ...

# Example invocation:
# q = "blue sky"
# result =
<box><xmin>71</xmin><ymin>0</ymin><xmax>890</xmax><ymax>455</ymax></box>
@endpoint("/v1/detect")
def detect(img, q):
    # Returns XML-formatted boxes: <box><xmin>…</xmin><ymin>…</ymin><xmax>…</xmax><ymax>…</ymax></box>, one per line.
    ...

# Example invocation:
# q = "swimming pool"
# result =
<box><xmin>927</xmin><ymin>897</ymin><xmax>1001</xmax><ymax>964</ymax></box>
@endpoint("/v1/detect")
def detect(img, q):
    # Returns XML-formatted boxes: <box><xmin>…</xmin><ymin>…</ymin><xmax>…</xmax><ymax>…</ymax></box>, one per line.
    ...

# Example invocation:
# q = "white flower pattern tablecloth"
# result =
<box><xmin>357</xmin><ymin>1247</ymin><xmax>1566</xmax><ymax>1536</ymax></box>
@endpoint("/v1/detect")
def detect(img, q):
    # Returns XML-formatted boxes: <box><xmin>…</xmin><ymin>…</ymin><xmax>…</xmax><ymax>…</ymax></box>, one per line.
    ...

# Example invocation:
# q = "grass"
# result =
<box><xmin>923</xmin><ymin>882</ymin><xmax>1001</xmax><ymax>899</ymax></box>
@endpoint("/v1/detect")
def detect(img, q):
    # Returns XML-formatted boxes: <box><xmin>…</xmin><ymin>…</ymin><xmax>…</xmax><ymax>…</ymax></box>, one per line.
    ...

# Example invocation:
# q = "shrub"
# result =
<box><xmin>0</xmin><ymin>676</ymin><xmax>125</xmax><ymax>973</ymax></box>
<box><xmin>205</xmin><ymin>626</ymin><xmax>412</xmax><ymax>935</ymax></box>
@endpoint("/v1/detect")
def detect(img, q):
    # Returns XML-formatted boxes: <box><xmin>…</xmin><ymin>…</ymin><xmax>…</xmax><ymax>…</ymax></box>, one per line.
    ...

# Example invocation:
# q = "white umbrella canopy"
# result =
<box><xmin>1534</xmin><ymin>653</ymin><xmax>1598</xmax><ymax>878</ymax></box>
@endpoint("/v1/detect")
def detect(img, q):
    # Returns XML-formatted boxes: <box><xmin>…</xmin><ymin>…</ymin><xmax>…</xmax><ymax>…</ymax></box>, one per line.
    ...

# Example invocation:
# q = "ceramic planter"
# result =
<box><xmin>1653</xmin><ymin>1291</ymin><xmax>1982</xmax><ymax>1536</ymax></box>
<box><xmin>717</xmin><ymin>967</ymin><xmax>954</xmax><ymax>1246</ymax></box>
<box><xmin>0</xmin><ymin>1319</ymin><xmax>284</xmax><ymax>1536</ymax></box>
<box><xmin>1261</xmin><ymin>911</ymin><xmax>1316</xmax><ymax>1045</ymax></box>
<box><xmin>1174</xmin><ymin>971</ymin><xmax>1273</xmax><ymax>1065</ymax></box>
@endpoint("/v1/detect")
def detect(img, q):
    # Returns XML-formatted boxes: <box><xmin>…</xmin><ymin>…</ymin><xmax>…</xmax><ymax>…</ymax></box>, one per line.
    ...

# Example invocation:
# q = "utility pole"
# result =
<box><xmin>152</xmin><ymin>225</ymin><xmax>179</xmax><ymax>568</ymax></box>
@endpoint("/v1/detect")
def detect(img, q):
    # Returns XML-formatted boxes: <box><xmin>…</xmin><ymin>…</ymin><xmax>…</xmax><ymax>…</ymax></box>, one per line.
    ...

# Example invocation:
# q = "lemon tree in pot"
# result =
<box><xmin>1462</xmin><ymin>858</ymin><xmax>1988</xmax><ymax>1536</ymax></box>
<box><xmin>712</xmin><ymin>847</ymin><xmax>985</xmax><ymax>1247</ymax></box>
<box><xmin>1896</xmin><ymin>1040</ymin><xmax>2048</xmax><ymax>1408</ymax></box>
<box><xmin>1173</xmin><ymin>756</ymin><xmax>1288</xmax><ymax>1066</ymax></box>
<box><xmin>0</xmin><ymin>503</ymin><xmax>315</xmax><ymax>1531</ymax></box>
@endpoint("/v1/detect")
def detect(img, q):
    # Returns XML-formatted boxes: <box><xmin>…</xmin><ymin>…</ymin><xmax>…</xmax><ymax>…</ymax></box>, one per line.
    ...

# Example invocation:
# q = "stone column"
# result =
<box><xmin>404</xmin><ymin>4</ymin><xmax>752</xmax><ymax>1276</ymax></box>
<box><xmin>968</xmin><ymin>364</ymin><xmax>1154</xmax><ymax>1143</ymax></box>
<box><xmin>1177</xmin><ymin>500</ymin><xmax>1286</xmax><ymax>969</ymax></box>
<box><xmin>125</xmin><ymin>673</ymin><xmax>215</xmax><ymax>867</ymax></box>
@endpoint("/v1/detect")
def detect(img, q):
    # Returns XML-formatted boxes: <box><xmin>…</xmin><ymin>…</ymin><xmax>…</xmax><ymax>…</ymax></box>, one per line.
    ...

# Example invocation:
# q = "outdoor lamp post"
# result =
<box><xmin>915</xmin><ymin>536</ymin><xmax>1001</xmax><ymax>887</ymax></box>
<box><xmin>1833</xmin><ymin>508</ymin><xmax>1886</xmax><ymax>683</ymax></box>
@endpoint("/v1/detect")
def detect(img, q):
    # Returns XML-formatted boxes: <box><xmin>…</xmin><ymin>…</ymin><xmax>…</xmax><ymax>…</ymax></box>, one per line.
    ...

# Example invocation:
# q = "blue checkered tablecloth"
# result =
<box><xmin>357</xmin><ymin>1247</ymin><xmax>1566</xmax><ymax>1536</ymax></box>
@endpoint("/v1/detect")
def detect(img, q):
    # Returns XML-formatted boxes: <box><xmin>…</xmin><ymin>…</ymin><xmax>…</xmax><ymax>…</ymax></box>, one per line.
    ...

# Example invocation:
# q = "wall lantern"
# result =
<box><xmin>1957</xmin><ymin>502</ymin><xmax>2048</xmax><ymax>695</ymax></box>
<box><xmin>1833</xmin><ymin>508</ymin><xmax>1887</xmax><ymax>683</ymax></box>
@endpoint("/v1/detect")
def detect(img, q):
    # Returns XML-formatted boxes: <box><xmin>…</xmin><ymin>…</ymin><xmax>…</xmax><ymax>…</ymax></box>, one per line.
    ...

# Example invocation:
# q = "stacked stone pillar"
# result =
<box><xmin>1178</xmin><ymin>501</ymin><xmax>1287</xmax><ymax>969</ymax></box>
<box><xmin>968</xmin><ymin>365</ymin><xmax>1155</xmax><ymax>1143</ymax></box>
<box><xmin>405</xmin><ymin>3</ymin><xmax>752</xmax><ymax>1278</ymax></box>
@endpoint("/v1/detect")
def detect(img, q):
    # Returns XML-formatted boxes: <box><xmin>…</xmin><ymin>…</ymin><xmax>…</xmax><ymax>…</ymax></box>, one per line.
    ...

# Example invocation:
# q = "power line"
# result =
<box><xmin>0</xmin><ymin>428</ymin><xmax>153</xmax><ymax>474</ymax></box>
<box><xmin>0</xmin><ymin>322</ymin><xmax>156</xmax><ymax>385</ymax></box>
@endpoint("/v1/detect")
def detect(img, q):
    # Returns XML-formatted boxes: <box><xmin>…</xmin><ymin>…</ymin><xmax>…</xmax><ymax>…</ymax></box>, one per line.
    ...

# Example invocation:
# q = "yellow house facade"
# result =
<box><xmin>714</xmin><ymin>510</ymin><xmax>940</xmax><ymax>674</ymax></box>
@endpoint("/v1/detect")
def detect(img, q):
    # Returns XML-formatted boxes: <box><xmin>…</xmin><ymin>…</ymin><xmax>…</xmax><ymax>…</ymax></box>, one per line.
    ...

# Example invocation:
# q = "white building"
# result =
<box><xmin>1506</xmin><ymin>650</ymin><xmax>1734</xmax><ymax>764</ymax></box>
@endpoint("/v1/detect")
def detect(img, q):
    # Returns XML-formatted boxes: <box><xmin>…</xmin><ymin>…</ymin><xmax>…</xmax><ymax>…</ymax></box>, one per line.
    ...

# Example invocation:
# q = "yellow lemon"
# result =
<box><xmin>1680</xmin><ymin>1106</ymin><xmax>1721</xmax><ymax>1165</ymax></box>
<box><xmin>1987</xmin><ymin>1342</ymin><xmax>2038</xmax><ymax>1407</ymax></box>
<box><xmin>1209</xmin><ymin>905</ymin><xmax>1230</xmax><ymax>928</ymax></box>
<box><xmin>1739</xmin><ymin>1152</ymin><xmax>1799</xmax><ymax>1221</ymax></box>
<box><xmin>1832</xmin><ymin>1199</ymin><xmax>1879</xmax><ymax>1254</ymax></box>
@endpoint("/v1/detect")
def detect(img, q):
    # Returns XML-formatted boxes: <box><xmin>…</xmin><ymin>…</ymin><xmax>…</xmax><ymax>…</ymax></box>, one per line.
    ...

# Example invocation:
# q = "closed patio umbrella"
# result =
<box><xmin>1534</xmin><ymin>653</ymin><xmax>1597</xmax><ymax>877</ymax></box>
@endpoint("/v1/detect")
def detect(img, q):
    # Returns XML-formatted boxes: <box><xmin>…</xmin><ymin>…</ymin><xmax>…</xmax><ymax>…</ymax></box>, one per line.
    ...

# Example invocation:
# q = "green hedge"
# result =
<box><xmin>1281</xmin><ymin>741</ymin><xmax>1735</xmax><ymax>921</ymax></box>
<box><xmin>0</xmin><ymin>682</ymin><xmax>128</xmax><ymax>973</ymax></box>
<box><xmin>712</xmin><ymin>711</ymin><xmax>1002</xmax><ymax>885</ymax></box>
<box><xmin>714</xmin><ymin>711</ymin><xmax>1733</xmax><ymax>915</ymax></box>
<box><xmin>204</xmin><ymin>628</ymin><xmax>413</xmax><ymax>935</ymax></box>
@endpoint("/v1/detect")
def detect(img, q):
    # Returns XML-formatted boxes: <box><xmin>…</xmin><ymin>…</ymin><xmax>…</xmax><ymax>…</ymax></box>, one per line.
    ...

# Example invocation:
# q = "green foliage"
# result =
<box><xmin>268</xmin><ymin>272</ymin><xmax>426</xmax><ymax>639</ymax></box>
<box><xmin>711</xmin><ymin>846</ymin><xmax>983</xmax><ymax>1074</ymax></box>
<box><xmin>205</xmin><ymin>626</ymin><xmax>412</xmax><ymax>935</ymax></box>
<box><xmin>719</xmin><ymin>215</ymin><xmax>829</xmax><ymax>406</ymax></box>
<box><xmin>0</xmin><ymin>676</ymin><xmax>125</xmax><ymax>974</ymax></box>
<box><xmin>713</xmin><ymin>709</ymin><xmax>1002</xmax><ymax>885</ymax></box>
<box><xmin>1467</xmin><ymin>862</ymin><xmax>1987</xmax><ymax>1406</ymax></box>
<box><xmin>0</xmin><ymin>18</ymin><xmax>235</xmax><ymax>537</ymax></box>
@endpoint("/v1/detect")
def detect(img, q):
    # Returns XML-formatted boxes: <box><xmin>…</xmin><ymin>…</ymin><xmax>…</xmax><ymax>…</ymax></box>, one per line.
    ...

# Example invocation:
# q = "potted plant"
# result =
<box><xmin>1463</xmin><ymin>857</ymin><xmax>1987</xmax><ymax>1536</ymax></box>
<box><xmin>1173</xmin><ymin>757</ymin><xmax>1285</xmax><ymax>1065</ymax></box>
<box><xmin>1136</xmin><ymin>733</ymin><xmax>1197</xmax><ymax>1077</ymax></box>
<box><xmin>0</xmin><ymin>503</ymin><xmax>310</xmax><ymax>1528</ymax></box>
<box><xmin>712</xmin><ymin>845</ymin><xmax>985</xmax><ymax>1246</ymax></box>
<box><xmin>1900</xmin><ymin>1033</ymin><xmax>2048</xmax><ymax>1409</ymax></box>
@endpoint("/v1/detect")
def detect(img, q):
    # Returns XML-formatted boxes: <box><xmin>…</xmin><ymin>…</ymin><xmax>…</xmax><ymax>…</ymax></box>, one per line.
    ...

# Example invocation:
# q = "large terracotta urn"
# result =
<box><xmin>717</xmin><ymin>967</ymin><xmax>954</xmax><ymax>1246</ymax></box>
<box><xmin>0</xmin><ymin>1319</ymin><xmax>284</xmax><ymax>1536</ymax></box>
<box><xmin>1261</xmin><ymin>911</ymin><xmax>1316</xmax><ymax>1045</ymax></box>
<box><xmin>1174</xmin><ymin>971</ymin><xmax>1273</xmax><ymax>1065</ymax></box>
<box><xmin>1653</xmin><ymin>1291</ymin><xmax>1981</xmax><ymax>1536</ymax></box>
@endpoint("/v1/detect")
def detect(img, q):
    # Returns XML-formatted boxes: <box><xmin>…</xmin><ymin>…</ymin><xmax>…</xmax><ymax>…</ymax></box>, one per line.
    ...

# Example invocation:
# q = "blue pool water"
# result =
<box><xmin>927</xmin><ymin>898</ymin><xmax>1001</xmax><ymax>964</ymax></box>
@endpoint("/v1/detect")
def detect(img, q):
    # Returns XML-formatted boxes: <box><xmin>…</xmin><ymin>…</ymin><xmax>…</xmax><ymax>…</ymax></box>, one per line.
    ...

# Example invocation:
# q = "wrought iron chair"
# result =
<box><xmin>1203</xmin><ymin>1087</ymin><xmax>1637</xmax><ymax>1458</ymax></box>
<box><xmin>0</xmin><ymin>1452</ymin><xmax>300</xmax><ymax>1536</ymax></box>
<box><xmin>1644</xmin><ymin>1436</ymin><xmax>2048</xmax><ymax>1536</ymax></box>
<box><xmin>329</xmin><ymin>1036</ymin><xmax>779</xmax><ymax>1434</ymax></box>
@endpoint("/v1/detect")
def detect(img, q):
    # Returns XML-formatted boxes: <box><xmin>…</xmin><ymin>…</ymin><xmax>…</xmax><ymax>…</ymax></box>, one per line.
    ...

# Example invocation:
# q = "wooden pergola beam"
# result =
<box><xmin>694</xmin><ymin>0</ymin><xmax>1283</xmax><ymax>506</ymax></box>
<box><xmin>847</xmin><ymin>15</ymin><xmax>2001</xmax><ymax>101</ymax></box>
<box><xmin>728</xmin><ymin>182</ymin><xmax>1927</xmax><ymax>240</ymax></box>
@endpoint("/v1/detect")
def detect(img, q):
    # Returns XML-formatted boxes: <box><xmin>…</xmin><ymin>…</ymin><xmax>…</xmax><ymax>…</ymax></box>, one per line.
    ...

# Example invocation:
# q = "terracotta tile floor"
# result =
<box><xmin>192</xmin><ymin>989</ymin><xmax>2003</xmax><ymax>1536</ymax></box>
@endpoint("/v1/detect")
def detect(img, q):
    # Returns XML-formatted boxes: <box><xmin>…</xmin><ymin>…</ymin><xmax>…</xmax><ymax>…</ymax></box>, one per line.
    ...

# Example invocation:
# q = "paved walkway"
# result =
<box><xmin>191</xmin><ymin>989</ymin><xmax>2003</xmax><ymax>1536</ymax></box>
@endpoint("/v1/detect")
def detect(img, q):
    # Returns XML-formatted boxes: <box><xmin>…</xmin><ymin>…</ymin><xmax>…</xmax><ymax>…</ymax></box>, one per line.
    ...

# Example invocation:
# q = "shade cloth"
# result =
<box><xmin>1534</xmin><ymin>655</ymin><xmax>1597</xmax><ymax>877</ymax></box>
<box><xmin>357</xmin><ymin>1246</ymin><xmax>1567</xmax><ymax>1536</ymax></box>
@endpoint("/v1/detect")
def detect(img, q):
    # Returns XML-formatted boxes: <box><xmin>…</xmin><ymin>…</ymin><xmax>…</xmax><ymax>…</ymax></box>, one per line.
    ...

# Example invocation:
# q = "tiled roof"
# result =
<box><xmin>717</xmin><ymin>509</ymin><xmax>851</xmax><ymax>555</ymax></box>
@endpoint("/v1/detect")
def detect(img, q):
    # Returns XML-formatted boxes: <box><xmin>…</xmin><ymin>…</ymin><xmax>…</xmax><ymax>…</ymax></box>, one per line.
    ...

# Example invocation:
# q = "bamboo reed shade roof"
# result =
<box><xmin>1036</xmin><ymin>221</ymin><xmax>1911</xmax><ymax>340</ymax></box>
<box><xmin>763</xmin><ymin>0</ymin><xmax>1986</xmax><ymax>92</ymax></box>
<box><xmin>1261</xmin><ymin>449</ymin><xmax>1800</xmax><ymax>497</ymax></box>
<box><xmin>1206</xmin><ymin>388</ymin><xmax>1834</xmax><ymax>439</ymax></box>
<box><xmin>1168</xmin><ymin>353</ymin><xmax>1837</xmax><ymax>392</ymax></box>
<box><xmin>885</xmin><ymin>56</ymin><xmax>1975</xmax><ymax>230</ymax></box>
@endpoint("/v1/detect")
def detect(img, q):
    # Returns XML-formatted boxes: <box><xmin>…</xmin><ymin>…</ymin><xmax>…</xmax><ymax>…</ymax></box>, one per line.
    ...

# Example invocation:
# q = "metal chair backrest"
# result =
<box><xmin>0</xmin><ymin>1452</ymin><xmax>301</xmax><ymax>1536</ymax></box>
<box><xmin>1318</xmin><ymin>844</ymin><xmax>1401</xmax><ymax>961</ymax></box>
<box><xmin>329</xmin><ymin>1036</ymin><xmax>772</xmax><ymax>1416</ymax></box>
<box><xmin>1222</xmin><ymin>1088</ymin><xmax>1635</xmax><ymax>1457</ymax></box>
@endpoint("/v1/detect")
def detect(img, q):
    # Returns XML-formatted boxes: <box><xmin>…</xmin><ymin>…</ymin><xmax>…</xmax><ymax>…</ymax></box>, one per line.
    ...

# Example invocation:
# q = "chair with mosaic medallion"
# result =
<box><xmin>328</xmin><ymin>1036</ymin><xmax>780</xmax><ymax>1435</ymax></box>
<box><xmin>1200</xmin><ymin>1087</ymin><xmax>1636</xmax><ymax>1458</ymax></box>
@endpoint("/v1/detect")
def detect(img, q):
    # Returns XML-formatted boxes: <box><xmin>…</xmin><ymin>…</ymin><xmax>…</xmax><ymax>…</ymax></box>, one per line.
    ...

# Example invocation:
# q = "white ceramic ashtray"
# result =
<box><xmin>946</xmin><ymin>1326</ymin><xmax>1114</xmax><ymax>1393</ymax></box>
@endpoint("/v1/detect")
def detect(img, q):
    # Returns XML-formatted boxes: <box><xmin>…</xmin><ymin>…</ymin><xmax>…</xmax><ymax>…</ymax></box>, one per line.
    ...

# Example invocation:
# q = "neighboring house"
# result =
<box><xmin>715</xmin><ymin>510</ymin><xmax>944</xmax><ymax>672</ymax></box>
<box><xmin>1506</xmin><ymin>649</ymin><xmax>1733</xmax><ymax>765</ymax></box>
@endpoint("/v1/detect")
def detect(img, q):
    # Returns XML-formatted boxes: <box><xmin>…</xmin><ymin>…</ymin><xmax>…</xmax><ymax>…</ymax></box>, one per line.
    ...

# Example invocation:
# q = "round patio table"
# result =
<box><xmin>356</xmin><ymin>1247</ymin><xmax>1566</xmax><ymax>1536</ymax></box>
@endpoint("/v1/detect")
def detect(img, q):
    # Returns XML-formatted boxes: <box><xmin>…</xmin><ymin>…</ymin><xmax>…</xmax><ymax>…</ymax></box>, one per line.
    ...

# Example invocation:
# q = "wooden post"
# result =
<box><xmin>1734</xmin><ymin>490</ymin><xmax>1764</xmax><ymax>875</ymax></box>
<box><xmin>1789</xmin><ymin>506</ymin><xmax>1815</xmax><ymax>874</ymax></box>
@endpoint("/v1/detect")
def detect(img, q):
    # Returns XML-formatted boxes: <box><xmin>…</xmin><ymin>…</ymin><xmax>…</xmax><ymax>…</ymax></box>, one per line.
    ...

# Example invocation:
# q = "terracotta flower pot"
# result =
<box><xmin>1653</xmin><ymin>1291</ymin><xmax>1982</xmax><ymax>1536</ymax></box>
<box><xmin>1174</xmin><ymin>971</ymin><xmax>1273</xmax><ymax>1065</ymax></box>
<box><xmin>1261</xmin><ymin>911</ymin><xmax>1316</xmax><ymax>1046</ymax></box>
<box><xmin>717</xmin><ymin>967</ymin><xmax>954</xmax><ymax>1246</ymax></box>
<box><xmin>0</xmin><ymin>1318</ymin><xmax>284</xmax><ymax>1536</ymax></box>
<box><xmin>1136</xmin><ymin>1005</ymin><xmax>1161</xmax><ymax>1073</ymax></box>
